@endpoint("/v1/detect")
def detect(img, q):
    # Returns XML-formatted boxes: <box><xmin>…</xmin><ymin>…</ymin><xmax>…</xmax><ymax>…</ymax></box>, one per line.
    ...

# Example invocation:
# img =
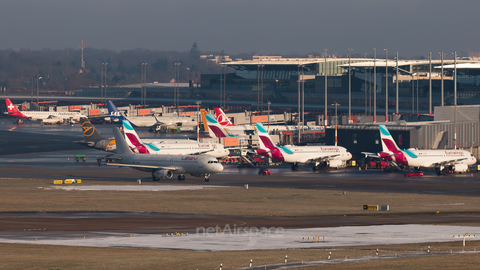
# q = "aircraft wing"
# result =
<box><xmin>106</xmin><ymin>163</ymin><xmax>177</xmax><ymax>170</ymax></box>
<box><xmin>421</xmin><ymin>158</ymin><xmax>468</xmax><ymax>168</ymax></box>
<box><xmin>297</xmin><ymin>154</ymin><xmax>340</xmax><ymax>164</ymax></box>
<box><xmin>361</xmin><ymin>152</ymin><xmax>380</xmax><ymax>158</ymax></box>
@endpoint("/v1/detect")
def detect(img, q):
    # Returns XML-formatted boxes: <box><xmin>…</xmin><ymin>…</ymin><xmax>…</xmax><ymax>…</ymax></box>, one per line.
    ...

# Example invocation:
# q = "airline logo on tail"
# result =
<box><xmin>122</xmin><ymin>120</ymin><xmax>160</xmax><ymax>154</ymax></box>
<box><xmin>378</xmin><ymin>125</ymin><xmax>414</xmax><ymax>165</ymax></box>
<box><xmin>200</xmin><ymin>109</ymin><xmax>238</xmax><ymax>138</ymax></box>
<box><xmin>107</xmin><ymin>100</ymin><xmax>126</xmax><ymax>123</ymax></box>
<box><xmin>255</xmin><ymin>123</ymin><xmax>286</xmax><ymax>161</ymax></box>
<box><xmin>5</xmin><ymin>99</ymin><xmax>28</xmax><ymax>119</ymax></box>
<box><xmin>214</xmin><ymin>108</ymin><xmax>235</xmax><ymax>126</ymax></box>
<box><xmin>123</xmin><ymin>120</ymin><xmax>149</xmax><ymax>153</ymax></box>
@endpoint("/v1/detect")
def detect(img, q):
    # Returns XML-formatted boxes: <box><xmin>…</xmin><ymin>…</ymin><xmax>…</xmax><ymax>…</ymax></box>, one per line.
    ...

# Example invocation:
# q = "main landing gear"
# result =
<box><xmin>291</xmin><ymin>164</ymin><xmax>298</xmax><ymax>171</ymax></box>
<box><xmin>178</xmin><ymin>174</ymin><xmax>186</xmax><ymax>181</ymax></box>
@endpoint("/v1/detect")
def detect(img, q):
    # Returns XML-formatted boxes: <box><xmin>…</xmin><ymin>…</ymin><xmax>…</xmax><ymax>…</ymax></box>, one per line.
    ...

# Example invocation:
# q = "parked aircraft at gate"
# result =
<box><xmin>5</xmin><ymin>98</ymin><xmax>85</xmax><ymax>122</ymax></box>
<box><xmin>214</xmin><ymin>107</ymin><xmax>324</xmax><ymax>133</ymax></box>
<box><xmin>106</xmin><ymin>127</ymin><xmax>223</xmax><ymax>181</ymax></box>
<box><xmin>364</xmin><ymin>125</ymin><xmax>477</xmax><ymax>174</ymax></box>
<box><xmin>200</xmin><ymin>109</ymin><xmax>242</xmax><ymax>138</ymax></box>
<box><xmin>122</xmin><ymin>120</ymin><xmax>229</xmax><ymax>159</ymax></box>
<box><xmin>75</xmin><ymin>118</ymin><xmax>203</xmax><ymax>152</ymax></box>
<box><xmin>107</xmin><ymin>100</ymin><xmax>196</xmax><ymax>128</ymax></box>
<box><xmin>255</xmin><ymin>122</ymin><xmax>351</xmax><ymax>170</ymax></box>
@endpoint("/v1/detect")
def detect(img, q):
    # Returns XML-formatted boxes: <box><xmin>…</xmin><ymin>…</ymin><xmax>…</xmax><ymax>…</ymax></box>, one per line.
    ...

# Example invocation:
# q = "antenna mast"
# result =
<box><xmin>80</xmin><ymin>40</ymin><xmax>86</xmax><ymax>71</ymax></box>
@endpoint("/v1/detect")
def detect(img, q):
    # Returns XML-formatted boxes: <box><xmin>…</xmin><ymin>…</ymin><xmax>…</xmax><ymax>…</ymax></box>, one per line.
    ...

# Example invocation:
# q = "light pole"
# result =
<box><xmin>301</xmin><ymin>65</ymin><xmax>305</xmax><ymax>134</ymax></box>
<box><xmin>267</xmin><ymin>101</ymin><xmax>271</xmax><ymax>129</ymax></box>
<box><xmin>324</xmin><ymin>48</ymin><xmax>328</xmax><ymax>129</ymax></box>
<box><xmin>440</xmin><ymin>51</ymin><xmax>444</xmax><ymax>106</ymax></box>
<box><xmin>102</xmin><ymin>62</ymin><xmax>108</xmax><ymax>106</ymax></box>
<box><xmin>142</xmin><ymin>62</ymin><xmax>148</xmax><ymax>107</ymax></box>
<box><xmin>261</xmin><ymin>65</ymin><xmax>264</xmax><ymax>114</ymax></box>
<box><xmin>348</xmin><ymin>48</ymin><xmax>352</xmax><ymax>123</ymax></box>
<box><xmin>36</xmin><ymin>75</ymin><xmax>42</xmax><ymax>105</ymax></box>
<box><xmin>365</xmin><ymin>53</ymin><xmax>367</xmax><ymax>115</ymax></box>
<box><xmin>297</xmin><ymin>64</ymin><xmax>300</xmax><ymax>143</ymax></box>
<box><xmin>373</xmin><ymin>47</ymin><xmax>376</xmax><ymax>123</ymax></box>
<box><xmin>429</xmin><ymin>52</ymin><xmax>432</xmax><ymax>114</ymax></box>
<box><xmin>332</xmin><ymin>102</ymin><xmax>340</xmax><ymax>146</ymax></box>
<box><xmin>384</xmin><ymin>48</ymin><xmax>388</xmax><ymax>122</ymax></box>
<box><xmin>196</xmin><ymin>101</ymin><xmax>201</xmax><ymax>142</ymax></box>
<box><xmin>453</xmin><ymin>51</ymin><xmax>457</xmax><ymax>149</ymax></box>
<box><xmin>175</xmin><ymin>62</ymin><xmax>181</xmax><ymax>114</ymax></box>
<box><xmin>257</xmin><ymin>64</ymin><xmax>260</xmax><ymax>111</ymax></box>
<box><xmin>396</xmin><ymin>52</ymin><xmax>399</xmax><ymax>114</ymax></box>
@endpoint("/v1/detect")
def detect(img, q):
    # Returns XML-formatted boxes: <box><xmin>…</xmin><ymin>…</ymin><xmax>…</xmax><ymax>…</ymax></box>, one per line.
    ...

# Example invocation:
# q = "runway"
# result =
<box><xmin>1</xmin><ymin>224</ymin><xmax>478</xmax><ymax>251</ymax></box>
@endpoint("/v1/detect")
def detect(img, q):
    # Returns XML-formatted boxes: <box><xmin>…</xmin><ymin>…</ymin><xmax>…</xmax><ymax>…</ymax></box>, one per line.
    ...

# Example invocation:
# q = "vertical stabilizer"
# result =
<box><xmin>201</xmin><ymin>109</ymin><xmax>238</xmax><ymax>138</ymax></box>
<box><xmin>255</xmin><ymin>123</ymin><xmax>276</xmax><ymax>149</ymax></box>
<box><xmin>107</xmin><ymin>100</ymin><xmax>126</xmax><ymax>123</ymax></box>
<box><xmin>5</xmin><ymin>98</ymin><xmax>27</xmax><ymax>118</ymax></box>
<box><xmin>112</xmin><ymin>127</ymin><xmax>133</xmax><ymax>155</ymax></box>
<box><xmin>122</xmin><ymin>120</ymin><xmax>150</xmax><ymax>153</ymax></box>
<box><xmin>379</xmin><ymin>125</ymin><xmax>401</xmax><ymax>152</ymax></box>
<box><xmin>214</xmin><ymin>108</ymin><xmax>235</xmax><ymax>126</ymax></box>
<box><xmin>80</xmin><ymin>118</ymin><xmax>106</xmax><ymax>142</ymax></box>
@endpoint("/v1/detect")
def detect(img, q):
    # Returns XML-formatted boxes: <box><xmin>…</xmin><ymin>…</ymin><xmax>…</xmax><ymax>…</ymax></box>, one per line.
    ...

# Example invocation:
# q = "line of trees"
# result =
<box><xmin>0</xmin><ymin>43</ymin><xmax>239</xmax><ymax>92</ymax></box>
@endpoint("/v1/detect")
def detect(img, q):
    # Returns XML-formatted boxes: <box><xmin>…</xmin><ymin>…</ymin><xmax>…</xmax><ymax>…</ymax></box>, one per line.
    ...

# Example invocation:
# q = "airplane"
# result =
<box><xmin>122</xmin><ymin>120</ymin><xmax>230</xmax><ymax>159</ymax></box>
<box><xmin>74</xmin><ymin>118</ymin><xmax>116</xmax><ymax>151</ymax></box>
<box><xmin>364</xmin><ymin>125</ymin><xmax>477</xmax><ymax>174</ymax></box>
<box><xmin>200</xmin><ymin>109</ymin><xmax>241</xmax><ymax>138</ymax></box>
<box><xmin>214</xmin><ymin>107</ymin><xmax>324</xmax><ymax>133</ymax></box>
<box><xmin>5</xmin><ymin>98</ymin><xmax>85</xmax><ymax>123</ymax></box>
<box><xmin>106</xmin><ymin>127</ymin><xmax>223</xmax><ymax>181</ymax></box>
<box><xmin>255</xmin><ymin>122</ymin><xmax>352</xmax><ymax>170</ymax></box>
<box><xmin>74</xmin><ymin>118</ymin><xmax>209</xmax><ymax>153</ymax></box>
<box><xmin>107</xmin><ymin>100</ymin><xmax>196</xmax><ymax>128</ymax></box>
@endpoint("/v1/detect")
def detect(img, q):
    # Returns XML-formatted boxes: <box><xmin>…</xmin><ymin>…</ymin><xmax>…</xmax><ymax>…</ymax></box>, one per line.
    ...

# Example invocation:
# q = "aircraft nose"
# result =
<box><xmin>214</xmin><ymin>163</ymin><xmax>224</xmax><ymax>173</ymax></box>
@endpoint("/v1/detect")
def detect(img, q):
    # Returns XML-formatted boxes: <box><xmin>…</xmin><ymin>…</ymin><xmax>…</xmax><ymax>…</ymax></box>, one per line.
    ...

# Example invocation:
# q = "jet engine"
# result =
<box><xmin>153</xmin><ymin>169</ymin><xmax>174</xmax><ymax>179</ymax></box>
<box><xmin>327</xmin><ymin>159</ymin><xmax>344</xmax><ymax>168</ymax></box>
<box><xmin>452</xmin><ymin>163</ymin><xmax>468</xmax><ymax>173</ymax></box>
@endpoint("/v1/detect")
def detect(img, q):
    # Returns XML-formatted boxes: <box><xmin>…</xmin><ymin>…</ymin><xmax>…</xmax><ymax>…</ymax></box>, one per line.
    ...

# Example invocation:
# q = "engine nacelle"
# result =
<box><xmin>327</xmin><ymin>159</ymin><xmax>344</xmax><ymax>168</ymax></box>
<box><xmin>453</xmin><ymin>163</ymin><xmax>468</xmax><ymax>173</ymax></box>
<box><xmin>153</xmin><ymin>169</ymin><xmax>173</xmax><ymax>179</ymax></box>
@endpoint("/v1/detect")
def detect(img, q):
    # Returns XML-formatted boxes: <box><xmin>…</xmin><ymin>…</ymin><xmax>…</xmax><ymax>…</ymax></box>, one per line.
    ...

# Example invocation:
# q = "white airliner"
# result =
<box><xmin>5</xmin><ymin>98</ymin><xmax>85</xmax><ymax>122</ymax></box>
<box><xmin>255</xmin><ymin>122</ymin><xmax>351</xmax><ymax>170</ymax></box>
<box><xmin>107</xmin><ymin>100</ymin><xmax>196</xmax><ymax>128</ymax></box>
<box><xmin>75</xmin><ymin>118</ymin><xmax>210</xmax><ymax>153</ymax></box>
<box><xmin>122</xmin><ymin>120</ymin><xmax>230</xmax><ymax>159</ymax></box>
<box><xmin>107</xmin><ymin>127</ymin><xmax>223</xmax><ymax>181</ymax></box>
<box><xmin>214</xmin><ymin>108</ymin><xmax>324</xmax><ymax>133</ymax></box>
<box><xmin>365</xmin><ymin>125</ymin><xmax>477</xmax><ymax>174</ymax></box>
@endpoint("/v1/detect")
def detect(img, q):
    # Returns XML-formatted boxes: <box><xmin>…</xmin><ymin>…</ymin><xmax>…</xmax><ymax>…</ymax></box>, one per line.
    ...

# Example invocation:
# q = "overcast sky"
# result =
<box><xmin>1</xmin><ymin>0</ymin><xmax>479</xmax><ymax>58</ymax></box>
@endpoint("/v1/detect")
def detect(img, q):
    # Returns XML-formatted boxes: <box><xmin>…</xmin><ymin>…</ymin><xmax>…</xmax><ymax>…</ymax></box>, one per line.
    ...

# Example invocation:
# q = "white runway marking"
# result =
<box><xmin>44</xmin><ymin>185</ymin><xmax>227</xmax><ymax>192</ymax></box>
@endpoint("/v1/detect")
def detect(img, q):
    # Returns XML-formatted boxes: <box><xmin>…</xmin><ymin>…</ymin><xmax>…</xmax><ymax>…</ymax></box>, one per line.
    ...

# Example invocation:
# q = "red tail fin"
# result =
<box><xmin>5</xmin><ymin>99</ymin><xmax>27</xmax><ymax>118</ymax></box>
<box><xmin>214</xmin><ymin>108</ymin><xmax>235</xmax><ymax>126</ymax></box>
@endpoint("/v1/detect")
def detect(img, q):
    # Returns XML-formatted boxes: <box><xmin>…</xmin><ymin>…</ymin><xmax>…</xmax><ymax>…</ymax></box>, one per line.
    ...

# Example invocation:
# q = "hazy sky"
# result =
<box><xmin>1</xmin><ymin>0</ymin><xmax>479</xmax><ymax>58</ymax></box>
